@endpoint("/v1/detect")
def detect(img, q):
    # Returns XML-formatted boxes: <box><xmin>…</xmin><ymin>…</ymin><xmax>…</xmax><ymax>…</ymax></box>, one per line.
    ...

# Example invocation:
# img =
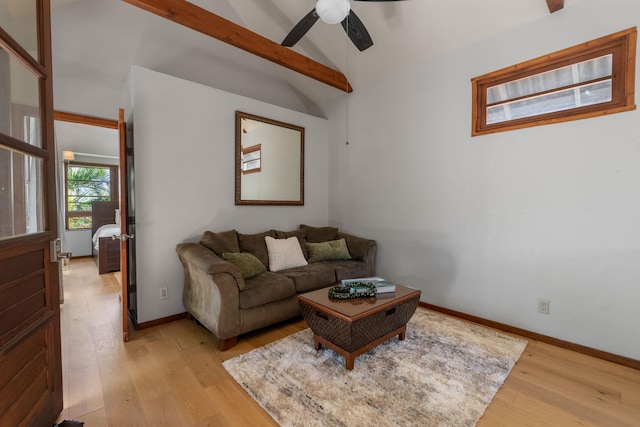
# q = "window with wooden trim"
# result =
<box><xmin>241</xmin><ymin>144</ymin><xmax>262</xmax><ymax>174</ymax></box>
<box><xmin>471</xmin><ymin>27</ymin><xmax>637</xmax><ymax>136</ymax></box>
<box><xmin>65</xmin><ymin>162</ymin><xmax>118</xmax><ymax>229</ymax></box>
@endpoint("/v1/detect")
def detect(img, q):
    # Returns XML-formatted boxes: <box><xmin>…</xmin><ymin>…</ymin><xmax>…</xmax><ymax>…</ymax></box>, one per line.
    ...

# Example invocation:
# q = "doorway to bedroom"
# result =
<box><xmin>54</xmin><ymin>110</ymin><xmax>135</xmax><ymax>343</ymax></box>
<box><xmin>53</xmin><ymin>111</ymin><xmax>123</xmax><ymax>318</ymax></box>
<box><xmin>54</xmin><ymin>113</ymin><xmax>120</xmax><ymax>261</ymax></box>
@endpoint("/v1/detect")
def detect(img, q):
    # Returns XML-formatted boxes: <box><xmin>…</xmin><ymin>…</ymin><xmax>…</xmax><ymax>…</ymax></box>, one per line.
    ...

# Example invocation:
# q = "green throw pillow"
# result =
<box><xmin>306</xmin><ymin>238</ymin><xmax>352</xmax><ymax>263</ymax></box>
<box><xmin>222</xmin><ymin>252</ymin><xmax>266</xmax><ymax>279</ymax></box>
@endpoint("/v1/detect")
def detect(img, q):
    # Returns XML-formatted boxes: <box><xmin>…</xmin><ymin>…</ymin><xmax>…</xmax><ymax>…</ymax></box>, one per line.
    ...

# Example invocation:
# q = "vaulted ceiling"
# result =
<box><xmin>45</xmin><ymin>0</ymin><xmax>583</xmax><ymax>114</ymax></box>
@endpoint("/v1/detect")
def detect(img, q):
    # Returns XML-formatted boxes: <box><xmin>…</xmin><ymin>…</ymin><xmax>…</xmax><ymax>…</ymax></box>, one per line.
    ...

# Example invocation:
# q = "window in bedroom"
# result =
<box><xmin>65</xmin><ymin>162</ymin><xmax>118</xmax><ymax>229</ymax></box>
<box><xmin>471</xmin><ymin>27</ymin><xmax>637</xmax><ymax>136</ymax></box>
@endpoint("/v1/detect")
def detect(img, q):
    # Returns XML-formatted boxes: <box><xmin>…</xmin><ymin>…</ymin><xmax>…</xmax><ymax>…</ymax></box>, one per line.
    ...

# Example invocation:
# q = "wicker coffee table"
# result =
<box><xmin>297</xmin><ymin>284</ymin><xmax>421</xmax><ymax>370</ymax></box>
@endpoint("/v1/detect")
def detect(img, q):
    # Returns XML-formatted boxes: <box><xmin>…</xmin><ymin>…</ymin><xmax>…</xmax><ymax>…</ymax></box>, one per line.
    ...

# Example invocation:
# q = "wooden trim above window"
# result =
<box><xmin>54</xmin><ymin>111</ymin><xmax>118</xmax><ymax>129</ymax></box>
<box><xmin>471</xmin><ymin>27</ymin><xmax>637</xmax><ymax>136</ymax></box>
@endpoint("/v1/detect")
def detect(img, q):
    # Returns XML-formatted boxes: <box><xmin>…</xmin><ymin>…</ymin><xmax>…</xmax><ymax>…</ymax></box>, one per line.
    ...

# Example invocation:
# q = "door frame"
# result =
<box><xmin>53</xmin><ymin>110</ymin><xmax>129</xmax><ymax>341</ymax></box>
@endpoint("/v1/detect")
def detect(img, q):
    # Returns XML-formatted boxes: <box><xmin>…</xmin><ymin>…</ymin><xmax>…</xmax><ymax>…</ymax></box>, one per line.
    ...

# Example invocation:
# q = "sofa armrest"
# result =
<box><xmin>176</xmin><ymin>243</ymin><xmax>244</xmax><ymax>340</ymax></box>
<box><xmin>337</xmin><ymin>232</ymin><xmax>377</xmax><ymax>270</ymax></box>
<box><xmin>176</xmin><ymin>243</ymin><xmax>246</xmax><ymax>290</ymax></box>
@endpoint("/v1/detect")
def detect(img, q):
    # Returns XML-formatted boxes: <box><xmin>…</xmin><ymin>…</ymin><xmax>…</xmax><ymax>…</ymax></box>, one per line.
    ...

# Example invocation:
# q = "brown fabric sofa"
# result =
<box><xmin>176</xmin><ymin>224</ymin><xmax>377</xmax><ymax>350</ymax></box>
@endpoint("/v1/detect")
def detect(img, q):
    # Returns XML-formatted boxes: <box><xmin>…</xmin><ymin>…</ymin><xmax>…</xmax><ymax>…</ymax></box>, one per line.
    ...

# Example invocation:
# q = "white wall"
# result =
<box><xmin>53</xmin><ymin>76</ymin><xmax>123</xmax><ymax>120</ymax></box>
<box><xmin>322</xmin><ymin>0</ymin><xmax>640</xmax><ymax>360</ymax></box>
<box><xmin>129</xmin><ymin>66</ymin><xmax>329</xmax><ymax>323</ymax></box>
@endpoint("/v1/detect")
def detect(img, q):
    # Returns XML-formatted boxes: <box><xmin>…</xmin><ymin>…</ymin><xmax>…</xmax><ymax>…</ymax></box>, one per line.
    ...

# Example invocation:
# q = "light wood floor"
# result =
<box><xmin>57</xmin><ymin>258</ymin><xmax>640</xmax><ymax>426</ymax></box>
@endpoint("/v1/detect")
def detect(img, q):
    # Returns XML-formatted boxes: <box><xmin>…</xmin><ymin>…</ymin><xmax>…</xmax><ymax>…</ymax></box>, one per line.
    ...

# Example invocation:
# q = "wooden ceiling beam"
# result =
<box><xmin>122</xmin><ymin>0</ymin><xmax>352</xmax><ymax>93</ymax></box>
<box><xmin>546</xmin><ymin>0</ymin><xmax>564</xmax><ymax>13</ymax></box>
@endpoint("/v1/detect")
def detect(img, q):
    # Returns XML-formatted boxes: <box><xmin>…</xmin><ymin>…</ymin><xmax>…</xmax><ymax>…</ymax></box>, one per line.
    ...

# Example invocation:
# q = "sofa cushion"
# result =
<box><xmin>239</xmin><ymin>272</ymin><xmax>295</xmax><ymax>309</ymax></box>
<box><xmin>278</xmin><ymin>264</ymin><xmax>337</xmax><ymax>293</ymax></box>
<box><xmin>265</xmin><ymin>236</ymin><xmax>308</xmax><ymax>272</ymax></box>
<box><xmin>306</xmin><ymin>238</ymin><xmax>352</xmax><ymax>263</ymax></box>
<box><xmin>221</xmin><ymin>252</ymin><xmax>266</xmax><ymax>279</ymax></box>
<box><xmin>200</xmin><ymin>230</ymin><xmax>239</xmax><ymax>256</ymax></box>
<box><xmin>321</xmin><ymin>260</ymin><xmax>371</xmax><ymax>282</ymax></box>
<box><xmin>299</xmin><ymin>224</ymin><xmax>339</xmax><ymax>243</ymax></box>
<box><xmin>275</xmin><ymin>229</ymin><xmax>309</xmax><ymax>259</ymax></box>
<box><xmin>238</xmin><ymin>230</ymin><xmax>275</xmax><ymax>270</ymax></box>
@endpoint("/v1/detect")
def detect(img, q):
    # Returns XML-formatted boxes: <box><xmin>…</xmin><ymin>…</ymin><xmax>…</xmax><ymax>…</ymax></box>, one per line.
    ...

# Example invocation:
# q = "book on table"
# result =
<box><xmin>341</xmin><ymin>277</ymin><xmax>396</xmax><ymax>293</ymax></box>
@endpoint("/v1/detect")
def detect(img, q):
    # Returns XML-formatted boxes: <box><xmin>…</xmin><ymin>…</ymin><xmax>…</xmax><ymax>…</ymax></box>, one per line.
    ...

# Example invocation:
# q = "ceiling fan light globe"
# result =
<box><xmin>316</xmin><ymin>0</ymin><xmax>350</xmax><ymax>25</ymax></box>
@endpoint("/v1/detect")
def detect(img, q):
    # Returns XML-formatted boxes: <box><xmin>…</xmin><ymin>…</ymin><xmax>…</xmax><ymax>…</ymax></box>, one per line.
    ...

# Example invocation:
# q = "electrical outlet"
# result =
<box><xmin>160</xmin><ymin>287</ymin><xmax>168</xmax><ymax>300</ymax></box>
<box><xmin>537</xmin><ymin>298</ymin><xmax>549</xmax><ymax>314</ymax></box>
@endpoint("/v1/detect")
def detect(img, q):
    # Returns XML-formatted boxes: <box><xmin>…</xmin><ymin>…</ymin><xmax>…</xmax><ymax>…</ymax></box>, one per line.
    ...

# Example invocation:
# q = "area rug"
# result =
<box><xmin>223</xmin><ymin>309</ymin><xmax>527</xmax><ymax>427</ymax></box>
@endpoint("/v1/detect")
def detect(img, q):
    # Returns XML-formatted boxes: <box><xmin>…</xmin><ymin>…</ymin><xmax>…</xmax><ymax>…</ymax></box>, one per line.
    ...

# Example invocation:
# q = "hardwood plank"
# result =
<box><xmin>481</xmin><ymin>388</ymin><xmax>601</xmax><ymax>427</ymax></box>
<box><xmin>127</xmin><ymin>348</ymin><xmax>171</xmax><ymax>403</ymax></box>
<box><xmin>162</xmin><ymin>318</ymin><xmax>212</xmax><ymax>351</ymax></box>
<box><xmin>170</xmin><ymin>367</ymin><xmax>219</xmax><ymax>420</ymax></box>
<box><xmin>97</xmin><ymin>354</ymin><xmax>147</xmax><ymax>426</ymax></box>
<box><xmin>141</xmin><ymin>390</ymin><xmax>199</xmax><ymax>426</ymax></box>
<box><xmin>65</xmin><ymin>318</ymin><xmax>98</xmax><ymax>371</ymax></box>
<box><xmin>143</xmin><ymin>330</ymin><xmax>187</xmax><ymax>375</ymax></box>
<box><xmin>182</xmin><ymin>340</ymin><xmax>229</xmax><ymax>389</ymax></box>
<box><xmin>508</xmin><ymin>368</ymin><xmax>637</xmax><ymax>426</ymax></box>
<box><xmin>122</xmin><ymin>0</ymin><xmax>352</xmax><ymax>92</ymax></box>
<box><xmin>523</xmin><ymin>341</ymin><xmax>640</xmax><ymax>403</ymax></box>
<box><xmin>206</xmin><ymin>378</ymin><xmax>279</xmax><ymax>426</ymax></box>
<box><xmin>65</xmin><ymin>364</ymin><xmax>105</xmax><ymax>420</ymax></box>
<box><xmin>73</xmin><ymin>407</ymin><xmax>109</xmax><ymax>427</ymax></box>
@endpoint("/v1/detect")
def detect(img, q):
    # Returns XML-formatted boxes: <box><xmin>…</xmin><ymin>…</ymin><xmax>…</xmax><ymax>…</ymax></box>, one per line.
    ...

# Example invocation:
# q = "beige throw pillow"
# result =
<box><xmin>265</xmin><ymin>236</ymin><xmax>308</xmax><ymax>272</ymax></box>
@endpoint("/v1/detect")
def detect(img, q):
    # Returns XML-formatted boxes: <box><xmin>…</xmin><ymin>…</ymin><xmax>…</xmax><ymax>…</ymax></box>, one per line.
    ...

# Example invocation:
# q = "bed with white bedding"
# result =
<box><xmin>92</xmin><ymin>224</ymin><xmax>120</xmax><ymax>251</ymax></box>
<box><xmin>91</xmin><ymin>201</ymin><xmax>121</xmax><ymax>274</ymax></box>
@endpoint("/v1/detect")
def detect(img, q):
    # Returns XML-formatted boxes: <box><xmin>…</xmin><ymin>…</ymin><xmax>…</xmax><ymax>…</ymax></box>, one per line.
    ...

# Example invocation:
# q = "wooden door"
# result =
<box><xmin>118</xmin><ymin>108</ymin><xmax>130</xmax><ymax>341</ymax></box>
<box><xmin>123</xmin><ymin>109</ymin><xmax>138</xmax><ymax>327</ymax></box>
<box><xmin>0</xmin><ymin>1</ymin><xmax>63</xmax><ymax>426</ymax></box>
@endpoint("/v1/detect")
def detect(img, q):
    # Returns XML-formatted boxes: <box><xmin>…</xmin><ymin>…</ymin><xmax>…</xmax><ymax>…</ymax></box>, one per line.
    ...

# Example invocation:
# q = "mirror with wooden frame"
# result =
<box><xmin>235</xmin><ymin>111</ymin><xmax>304</xmax><ymax>205</ymax></box>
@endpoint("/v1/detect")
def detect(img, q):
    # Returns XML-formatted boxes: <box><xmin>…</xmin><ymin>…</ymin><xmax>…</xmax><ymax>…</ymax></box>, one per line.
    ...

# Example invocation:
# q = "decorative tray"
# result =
<box><xmin>328</xmin><ymin>283</ymin><xmax>377</xmax><ymax>299</ymax></box>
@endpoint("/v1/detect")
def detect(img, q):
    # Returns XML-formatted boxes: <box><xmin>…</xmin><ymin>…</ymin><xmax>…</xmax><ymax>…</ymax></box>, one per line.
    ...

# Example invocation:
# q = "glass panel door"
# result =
<box><xmin>0</xmin><ymin>147</ymin><xmax>44</xmax><ymax>238</ymax></box>
<box><xmin>0</xmin><ymin>0</ymin><xmax>39</xmax><ymax>60</ymax></box>
<box><xmin>0</xmin><ymin>1</ymin><xmax>63</xmax><ymax>425</ymax></box>
<box><xmin>0</xmin><ymin>47</ymin><xmax>42</xmax><ymax>147</ymax></box>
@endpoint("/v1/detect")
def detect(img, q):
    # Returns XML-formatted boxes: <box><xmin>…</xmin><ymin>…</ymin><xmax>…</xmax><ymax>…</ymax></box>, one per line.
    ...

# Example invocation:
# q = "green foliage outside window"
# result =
<box><xmin>66</xmin><ymin>165</ymin><xmax>113</xmax><ymax>229</ymax></box>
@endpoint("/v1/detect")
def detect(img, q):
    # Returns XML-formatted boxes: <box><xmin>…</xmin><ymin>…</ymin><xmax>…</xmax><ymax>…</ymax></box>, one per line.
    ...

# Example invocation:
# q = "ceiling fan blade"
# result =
<box><xmin>282</xmin><ymin>9</ymin><xmax>320</xmax><ymax>47</ymax></box>
<box><xmin>341</xmin><ymin>10</ymin><xmax>374</xmax><ymax>51</ymax></box>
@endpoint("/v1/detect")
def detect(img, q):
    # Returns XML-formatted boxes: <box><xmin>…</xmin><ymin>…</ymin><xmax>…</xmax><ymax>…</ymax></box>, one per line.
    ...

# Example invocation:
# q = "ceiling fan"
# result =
<box><xmin>281</xmin><ymin>0</ymin><xmax>405</xmax><ymax>52</ymax></box>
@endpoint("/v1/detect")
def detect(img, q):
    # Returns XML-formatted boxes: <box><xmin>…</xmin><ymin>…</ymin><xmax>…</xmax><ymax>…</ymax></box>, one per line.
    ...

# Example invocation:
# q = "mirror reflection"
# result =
<box><xmin>235</xmin><ymin>111</ymin><xmax>304</xmax><ymax>205</ymax></box>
